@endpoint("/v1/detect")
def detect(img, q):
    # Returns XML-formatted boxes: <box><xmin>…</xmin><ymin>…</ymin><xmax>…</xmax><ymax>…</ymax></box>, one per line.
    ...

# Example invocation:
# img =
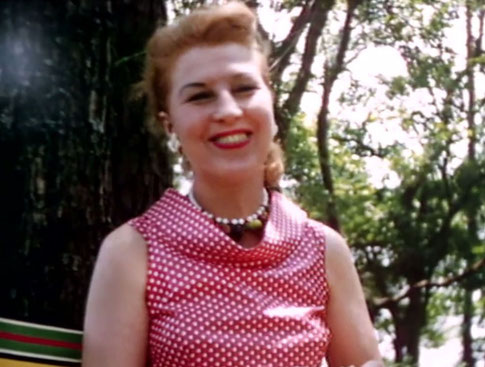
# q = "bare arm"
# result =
<box><xmin>324</xmin><ymin>226</ymin><xmax>383</xmax><ymax>367</ymax></box>
<box><xmin>82</xmin><ymin>224</ymin><xmax>149</xmax><ymax>367</ymax></box>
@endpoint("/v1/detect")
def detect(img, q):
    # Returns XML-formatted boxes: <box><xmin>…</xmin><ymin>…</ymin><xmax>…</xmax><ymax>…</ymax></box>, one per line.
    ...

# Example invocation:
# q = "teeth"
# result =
<box><xmin>215</xmin><ymin>133</ymin><xmax>248</xmax><ymax>144</ymax></box>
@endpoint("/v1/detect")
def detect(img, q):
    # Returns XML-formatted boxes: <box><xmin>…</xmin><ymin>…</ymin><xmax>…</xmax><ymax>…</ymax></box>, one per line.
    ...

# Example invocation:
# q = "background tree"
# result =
<box><xmin>0</xmin><ymin>0</ymin><xmax>172</xmax><ymax>328</ymax></box>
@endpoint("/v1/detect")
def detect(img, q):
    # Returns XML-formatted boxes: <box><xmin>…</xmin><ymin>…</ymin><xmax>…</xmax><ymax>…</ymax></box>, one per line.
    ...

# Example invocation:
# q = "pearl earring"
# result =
<box><xmin>167</xmin><ymin>133</ymin><xmax>180</xmax><ymax>153</ymax></box>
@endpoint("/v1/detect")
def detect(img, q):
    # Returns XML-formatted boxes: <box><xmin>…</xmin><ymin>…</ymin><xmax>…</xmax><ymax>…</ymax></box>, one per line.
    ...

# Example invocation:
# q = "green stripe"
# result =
<box><xmin>0</xmin><ymin>319</ymin><xmax>82</xmax><ymax>334</ymax></box>
<box><xmin>0</xmin><ymin>339</ymin><xmax>81</xmax><ymax>360</ymax></box>
<box><xmin>0</xmin><ymin>322</ymin><xmax>82</xmax><ymax>344</ymax></box>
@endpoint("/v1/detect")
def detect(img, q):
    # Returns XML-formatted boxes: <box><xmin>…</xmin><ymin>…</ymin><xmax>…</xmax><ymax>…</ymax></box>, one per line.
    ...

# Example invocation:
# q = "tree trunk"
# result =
<box><xmin>271</xmin><ymin>0</ymin><xmax>315</xmax><ymax>85</ymax></box>
<box><xmin>461</xmin><ymin>2</ymin><xmax>479</xmax><ymax>365</ymax></box>
<box><xmin>462</xmin><ymin>289</ymin><xmax>476</xmax><ymax>367</ymax></box>
<box><xmin>316</xmin><ymin>0</ymin><xmax>361</xmax><ymax>231</ymax></box>
<box><xmin>0</xmin><ymin>0</ymin><xmax>171</xmax><ymax>329</ymax></box>
<box><xmin>391</xmin><ymin>287</ymin><xmax>427</xmax><ymax>364</ymax></box>
<box><xmin>277</xmin><ymin>0</ymin><xmax>334</xmax><ymax>145</ymax></box>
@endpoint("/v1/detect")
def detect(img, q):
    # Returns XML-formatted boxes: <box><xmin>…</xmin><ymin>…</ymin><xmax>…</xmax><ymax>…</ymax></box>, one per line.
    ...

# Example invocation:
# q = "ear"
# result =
<box><xmin>157</xmin><ymin>111</ymin><xmax>172</xmax><ymax>135</ymax></box>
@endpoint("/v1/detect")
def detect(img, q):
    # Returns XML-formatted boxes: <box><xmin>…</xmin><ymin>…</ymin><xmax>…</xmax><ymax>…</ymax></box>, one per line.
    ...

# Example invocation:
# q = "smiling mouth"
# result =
<box><xmin>210</xmin><ymin>131</ymin><xmax>251</xmax><ymax>149</ymax></box>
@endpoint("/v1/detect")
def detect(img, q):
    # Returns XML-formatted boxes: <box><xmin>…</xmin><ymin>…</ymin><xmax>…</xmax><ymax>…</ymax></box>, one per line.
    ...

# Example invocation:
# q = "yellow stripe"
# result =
<box><xmin>0</xmin><ymin>358</ymin><xmax>65</xmax><ymax>367</ymax></box>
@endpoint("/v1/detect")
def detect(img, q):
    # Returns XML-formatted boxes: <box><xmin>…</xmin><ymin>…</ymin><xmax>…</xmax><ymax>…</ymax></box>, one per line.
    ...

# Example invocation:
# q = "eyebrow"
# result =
<box><xmin>178</xmin><ymin>73</ymin><xmax>256</xmax><ymax>97</ymax></box>
<box><xmin>178</xmin><ymin>82</ymin><xmax>206</xmax><ymax>97</ymax></box>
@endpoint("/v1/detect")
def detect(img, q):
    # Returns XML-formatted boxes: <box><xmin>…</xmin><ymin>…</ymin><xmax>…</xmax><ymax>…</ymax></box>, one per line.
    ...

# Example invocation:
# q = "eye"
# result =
<box><xmin>186</xmin><ymin>91</ymin><xmax>214</xmax><ymax>102</ymax></box>
<box><xmin>234</xmin><ymin>85</ymin><xmax>258</xmax><ymax>94</ymax></box>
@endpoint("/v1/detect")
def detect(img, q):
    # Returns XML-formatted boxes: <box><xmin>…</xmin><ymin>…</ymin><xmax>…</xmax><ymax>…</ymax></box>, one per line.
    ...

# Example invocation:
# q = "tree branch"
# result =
<box><xmin>374</xmin><ymin>257</ymin><xmax>485</xmax><ymax>309</ymax></box>
<box><xmin>316</xmin><ymin>0</ymin><xmax>362</xmax><ymax>231</ymax></box>
<box><xmin>466</xmin><ymin>0</ymin><xmax>477</xmax><ymax>160</ymax></box>
<box><xmin>271</xmin><ymin>0</ymin><xmax>315</xmax><ymax>82</ymax></box>
<box><xmin>332</xmin><ymin>135</ymin><xmax>386</xmax><ymax>158</ymax></box>
<box><xmin>276</xmin><ymin>0</ymin><xmax>335</xmax><ymax>144</ymax></box>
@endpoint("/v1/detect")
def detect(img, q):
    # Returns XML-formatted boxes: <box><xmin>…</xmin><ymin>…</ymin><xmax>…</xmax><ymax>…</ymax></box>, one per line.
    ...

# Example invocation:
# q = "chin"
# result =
<box><xmin>201</xmin><ymin>163</ymin><xmax>265</xmax><ymax>185</ymax></box>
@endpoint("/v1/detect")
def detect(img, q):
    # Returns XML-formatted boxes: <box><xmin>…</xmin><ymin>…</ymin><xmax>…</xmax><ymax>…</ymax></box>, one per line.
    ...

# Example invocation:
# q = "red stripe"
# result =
<box><xmin>0</xmin><ymin>331</ymin><xmax>82</xmax><ymax>351</ymax></box>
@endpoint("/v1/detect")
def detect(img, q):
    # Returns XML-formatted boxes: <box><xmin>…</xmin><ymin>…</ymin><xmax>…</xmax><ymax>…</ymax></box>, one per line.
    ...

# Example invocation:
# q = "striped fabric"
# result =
<box><xmin>0</xmin><ymin>318</ymin><xmax>82</xmax><ymax>366</ymax></box>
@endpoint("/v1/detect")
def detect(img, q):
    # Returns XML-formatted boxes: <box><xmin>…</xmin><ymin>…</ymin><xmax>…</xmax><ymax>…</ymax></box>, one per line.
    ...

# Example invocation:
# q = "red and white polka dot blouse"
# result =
<box><xmin>129</xmin><ymin>189</ymin><xmax>331</xmax><ymax>367</ymax></box>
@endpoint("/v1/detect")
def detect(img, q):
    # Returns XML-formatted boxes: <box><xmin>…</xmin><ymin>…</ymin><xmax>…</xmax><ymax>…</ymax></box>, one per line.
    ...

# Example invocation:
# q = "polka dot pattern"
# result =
<box><xmin>128</xmin><ymin>189</ymin><xmax>331</xmax><ymax>367</ymax></box>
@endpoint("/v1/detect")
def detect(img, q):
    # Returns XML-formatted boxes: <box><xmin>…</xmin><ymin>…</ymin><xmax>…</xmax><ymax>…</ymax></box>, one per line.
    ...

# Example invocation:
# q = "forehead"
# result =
<box><xmin>171</xmin><ymin>43</ymin><xmax>264</xmax><ymax>89</ymax></box>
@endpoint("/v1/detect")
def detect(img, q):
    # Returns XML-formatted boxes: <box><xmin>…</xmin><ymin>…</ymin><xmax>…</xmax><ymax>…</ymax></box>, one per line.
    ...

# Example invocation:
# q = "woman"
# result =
<box><xmin>82</xmin><ymin>2</ymin><xmax>383</xmax><ymax>367</ymax></box>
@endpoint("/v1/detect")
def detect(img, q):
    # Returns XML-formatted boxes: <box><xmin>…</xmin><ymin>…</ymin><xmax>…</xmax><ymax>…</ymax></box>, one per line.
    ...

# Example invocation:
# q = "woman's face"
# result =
<box><xmin>166</xmin><ymin>43</ymin><xmax>276</xmax><ymax>185</ymax></box>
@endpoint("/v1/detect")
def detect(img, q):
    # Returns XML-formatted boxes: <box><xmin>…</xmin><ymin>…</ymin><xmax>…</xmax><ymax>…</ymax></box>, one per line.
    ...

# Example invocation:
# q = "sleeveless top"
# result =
<box><xmin>128</xmin><ymin>189</ymin><xmax>331</xmax><ymax>367</ymax></box>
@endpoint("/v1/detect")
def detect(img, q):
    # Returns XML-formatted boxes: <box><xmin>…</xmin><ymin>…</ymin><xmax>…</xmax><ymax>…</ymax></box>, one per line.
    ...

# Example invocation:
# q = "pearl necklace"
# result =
<box><xmin>188</xmin><ymin>188</ymin><xmax>270</xmax><ymax>241</ymax></box>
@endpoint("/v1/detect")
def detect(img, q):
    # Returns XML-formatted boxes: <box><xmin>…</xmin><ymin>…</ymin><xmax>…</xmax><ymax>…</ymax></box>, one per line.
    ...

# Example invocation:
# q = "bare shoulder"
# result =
<box><xmin>85</xmin><ymin>223</ymin><xmax>148</xmax><ymax>322</ymax></box>
<box><xmin>96</xmin><ymin>223</ymin><xmax>147</xmax><ymax>276</ymax></box>
<box><xmin>322</xmin><ymin>225</ymin><xmax>354</xmax><ymax>269</ymax></box>
<box><xmin>83</xmin><ymin>223</ymin><xmax>149</xmax><ymax>366</ymax></box>
<box><xmin>101</xmin><ymin>223</ymin><xmax>146</xmax><ymax>255</ymax></box>
<box><xmin>322</xmin><ymin>225</ymin><xmax>359</xmax><ymax>295</ymax></box>
<box><xmin>87</xmin><ymin>222</ymin><xmax>148</xmax><ymax>301</ymax></box>
<box><xmin>321</xmin><ymin>226</ymin><xmax>383</xmax><ymax>366</ymax></box>
<box><xmin>322</xmin><ymin>225</ymin><xmax>347</xmax><ymax>250</ymax></box>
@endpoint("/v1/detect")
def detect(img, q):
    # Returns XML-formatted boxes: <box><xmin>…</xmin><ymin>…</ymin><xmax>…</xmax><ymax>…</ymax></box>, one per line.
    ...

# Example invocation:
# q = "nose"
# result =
<box><xmin>212</xmin><ymin>90</ymin><xmax>243</xmax><ymax>123</ymax></box>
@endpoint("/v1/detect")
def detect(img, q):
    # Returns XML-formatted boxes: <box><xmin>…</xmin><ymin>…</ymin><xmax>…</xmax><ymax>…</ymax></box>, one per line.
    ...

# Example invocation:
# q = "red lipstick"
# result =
<box><xmin>209</xmin><ymin>129</ymin><xmax>251</xmax><ymax>150</ymax></box>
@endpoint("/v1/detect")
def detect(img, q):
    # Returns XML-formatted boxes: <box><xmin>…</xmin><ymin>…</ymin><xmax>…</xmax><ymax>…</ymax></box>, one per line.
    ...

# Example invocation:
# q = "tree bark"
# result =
<box><xmin>276</xmin><ymin>0</ymin><xmax>334</xmax><ymax>145</ymax></box>
<box><xmin>316</xmin><ymin>0</ymin><xmax>361</xmax><ymax>232</ymax></box>
<box><xmin>462</xmin><ymin>289</ymin><xmax>476</xmax><ymax>367</ymax></box>
<box><xmin>0</xmin><ymin>0</ymin><xmax>171</xmax><ymax>328</ymax></box>
<box><xmin>466</xmin><ymin>0</ymin><xmax>477</xmax><ymax>162</ymax></box>
<box><xmin>271</xmin><ymin>0</ymin><xmax>315</xmax><ymax>85</ymax></box>
<box><xmin>390</xmin><ymin>287</ymin><xmax>427</xmax><ymax>364</ymax></box>
<box><xmin>462</xmin><ymin>2</ymin><xmax>479</xmax><ymax>365</ymax></box>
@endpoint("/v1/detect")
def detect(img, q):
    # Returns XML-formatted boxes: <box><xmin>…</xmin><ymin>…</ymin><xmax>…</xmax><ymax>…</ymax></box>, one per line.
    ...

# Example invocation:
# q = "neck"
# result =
<box><xmin>191</xmin><ymin>175</ymin><xmax>266</xmax><ymax>219</ymax></box>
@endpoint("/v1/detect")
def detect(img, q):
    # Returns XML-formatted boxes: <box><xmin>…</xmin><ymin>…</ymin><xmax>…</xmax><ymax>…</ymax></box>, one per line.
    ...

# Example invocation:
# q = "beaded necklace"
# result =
<box><xmin>188</xmin><ymin>188</ymin><xmax>270</xmax><ymax>242</ymax></box>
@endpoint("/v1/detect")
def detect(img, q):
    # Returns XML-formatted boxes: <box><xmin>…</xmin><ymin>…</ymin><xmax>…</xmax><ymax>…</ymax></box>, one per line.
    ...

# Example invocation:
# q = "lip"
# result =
<box><xmin>209</xmin><ymin>129</ymin><xmax>252</xmax><ymax>140</ymax></box>
<box><xmin>209</xmin><ymin>129</ymin><xmax>252</xmax><ymax>150</ymax></box>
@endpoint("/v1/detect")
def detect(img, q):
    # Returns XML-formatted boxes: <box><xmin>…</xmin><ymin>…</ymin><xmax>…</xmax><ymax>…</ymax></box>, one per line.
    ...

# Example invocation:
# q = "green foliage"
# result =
<box><xmin>284</xmin><ymin>113</ymin><xmax>328</xmax><ymax>221</ymax></box>
<box><xmin>421</xmin><ymin>291</ymin><xmax>453</xmax><ymax>348</ymax></box>
<box><xmin>387</xmin><ymin>76</ymin><xmax>409</xmax><ymax>98</ymax></box>
<box><xmin>277</xmin><ymin>0</ymin><xmax>309</xmax><ymax>10</ymax></box>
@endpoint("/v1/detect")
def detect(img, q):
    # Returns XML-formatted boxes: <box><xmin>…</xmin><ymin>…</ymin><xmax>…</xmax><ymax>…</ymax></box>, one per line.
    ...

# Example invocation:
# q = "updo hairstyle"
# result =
<box><xmin>140</xmin><ymin>1</ymin><xmax>284</xmax><ymax>188</ymax></box>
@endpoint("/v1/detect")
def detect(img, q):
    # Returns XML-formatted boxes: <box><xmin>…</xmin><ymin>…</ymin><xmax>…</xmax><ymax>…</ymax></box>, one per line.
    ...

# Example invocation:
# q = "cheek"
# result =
<box><xmin>258</xmin><ymin>90</ymin><xmax>275</xmax><ymax>117</ymax></box>
<box><xmin>172</xmin><ymin>110</ymin><xmax>208</xmax><ymax>147</ymax></box>
<box><xmin>253</xmin><ymin>99</ymin><xmax>275</xmax><ymax>131</ymax></box>
<box><xmin>247</xmin><ymin>90</ymin><xmax>274</xmax><ymax>116</ymax></box>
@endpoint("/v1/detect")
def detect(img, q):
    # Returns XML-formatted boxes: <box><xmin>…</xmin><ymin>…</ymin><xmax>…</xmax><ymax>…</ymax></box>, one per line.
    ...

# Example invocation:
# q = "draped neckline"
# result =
<box><xmin>147</xmin><ymin>188</ymin><xmax>308</xmax><ymax>266</ymax></box>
